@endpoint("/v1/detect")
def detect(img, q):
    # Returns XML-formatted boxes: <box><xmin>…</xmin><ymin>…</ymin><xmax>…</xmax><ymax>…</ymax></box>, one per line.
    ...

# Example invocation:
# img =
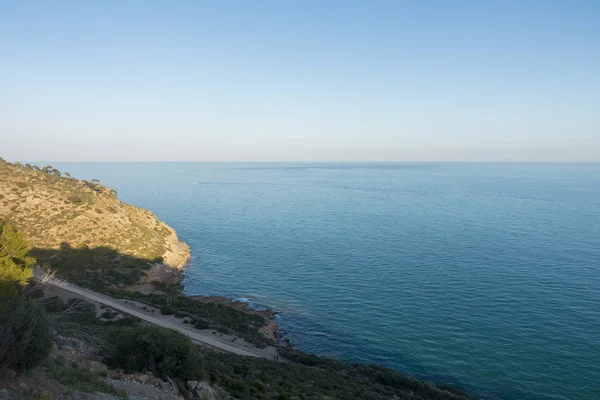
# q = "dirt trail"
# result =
<box><xmin>34</xmin><ymin>271</ymin><xmax>273</xmax><ymax>359</ymax></box>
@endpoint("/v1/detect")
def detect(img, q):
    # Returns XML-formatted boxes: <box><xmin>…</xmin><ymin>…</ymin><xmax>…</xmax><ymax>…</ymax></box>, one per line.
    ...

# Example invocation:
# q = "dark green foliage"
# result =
<box><xmin>194</xmin><ymin>319</ymin><xmax>210</xmax><ymax>329</ymax></box>
<box><xmin>104</xmin><ymin>325</ymin><xmax>205</xmax><ymax>381</ymax></box>
<box><xmin>66</xmin><ymin>194</ymin><xmax>84</xmax><ymax>205</ymax></box>
<box><xmin>106</xmin><ymin>289</ymin><xmax>272</xmax><ymax>348</ymax></box>
<box><xmin>151</xmin><ymin>280</ymin><xmax>166</xmax><ymax>289</ymax></box>
<box><xmin>44</xmin><ymin>356</ymin><xmax>125</xmax><ymax>397</ymax></box>
<box><xmin>160</xmin><ymin>305</ymin><xmax>176</xmax><ymax>315</ymax></box>
<box><xmin>204</xmin><ymin>348</ymin><xmax>473</xmax><ymax>400</ymax></box>
<box><xmin>82</xmin><ymin>180</ymin><xmax>105</xmax><ymax>193</ymax></box>
<box><xmin>40</xmin><ymin>165</ymin><xmax>62</xmax><ymax>176</ymax></box>
<box><xmin>30</xmin><ymin>245</ymin><xmax>160</xmax><ymax>290</ymax></box>
<box><xmin>0</xmin><ymin>223</ymin><xmax>35</xmax><ymax>297</ymax></box>
<box><xmin>164</xmin><ymin>282</ymin><xmax>184</xmax><ymax>296</ymax></box>
<box><xmin>0</xmin><ymin>296</ymin><xmax>53</xmax><ymax>371</ymax></box>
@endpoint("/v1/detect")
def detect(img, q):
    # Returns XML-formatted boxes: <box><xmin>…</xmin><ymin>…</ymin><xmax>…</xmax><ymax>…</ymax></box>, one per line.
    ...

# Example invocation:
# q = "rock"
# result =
<box><xmin>186</xmin><ymin>381</ymin><xmax>217</xmax><ymax>400</ymax></box>
<box><xmin>196</xmin><ymin>382</ymin><xmax>217</xmax><ymax>400</ymax></box>
<box><xmin>166</xmin><ymin>377</ymin><xmax>180</xmax><ymax>396</ymax></box>
<box><xmin>88</xmin><ymin>360</ymin><xmax>109</xmax><ymax>374</ymax></box>
<box><xmin>136</xmin><ymin>373</ymin><xmax>150</xmax><ymax>384</ymax></box>
<box><xmin>157</xmin><ymin>379</ymin><xmax>171</xmax><ymax>391</ymax></box>
<box><xmin>106</xmin><ymin>378</ymin><xmax>181</xmax><ymax>400</ymax></box>
<box><xmin>59</xmin><ymin>344</ymin><xmax>75</xmax><ymax>352</ymax></box>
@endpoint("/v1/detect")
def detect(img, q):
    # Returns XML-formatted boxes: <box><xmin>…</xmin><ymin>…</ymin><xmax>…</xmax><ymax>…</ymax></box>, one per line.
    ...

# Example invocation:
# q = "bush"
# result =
<box><xmin>44</xmin><ymin>356</ymin><xmax>124</xmax><ymax>397</ymax></box>
<box><xmin>160</xmin><ymin>306</ymin><xmax>176</xmax><ymax>315</ymax></box>
<box><xmin>104</xmin><ymin>325</ymin><xmax>205</xmax><ymax>381</ymax></box>
<box><xmin>0</xmin><ymin>223</ymin><xmax>35</xmax><ymax>297</ymax></box>
<box><xmin>66</xmin><ymin>195</ymin><xmax>84</xmax><ymax>204</ymax></box>
<box><xmin>194</xmin><ymin>319</ymin><xmax>210</xmax><ymax>329</ymax></box>
<box><xmin>0</xmin><ymin>297</ymin><xmax>54</xmax><ymax>371</ymax></box>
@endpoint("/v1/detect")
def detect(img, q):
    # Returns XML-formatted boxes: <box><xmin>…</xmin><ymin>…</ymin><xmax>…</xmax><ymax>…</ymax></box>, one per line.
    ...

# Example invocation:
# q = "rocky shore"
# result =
<box><xmin>162</xmin><ymin>226</ymin><xmax>191</xmax><ymax>269</ymax></box>
<box><xmin>189</xmin><ymin>295</ymin><xmax>280</xmax><ymax>342</ymax></box>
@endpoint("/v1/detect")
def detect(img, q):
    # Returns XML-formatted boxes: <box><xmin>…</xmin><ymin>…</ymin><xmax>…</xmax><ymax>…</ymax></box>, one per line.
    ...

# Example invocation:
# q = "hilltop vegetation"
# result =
<box><xmin>0</xmin><ymin>159</ymin><xmax>189</xmax><ymax>282</ymax></box>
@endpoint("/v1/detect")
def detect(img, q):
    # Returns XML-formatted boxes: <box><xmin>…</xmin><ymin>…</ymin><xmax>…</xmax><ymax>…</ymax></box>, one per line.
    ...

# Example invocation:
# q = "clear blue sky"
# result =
<box><xmin>1</xmin><ymin>0</ymin><xmax>599</xmax><ymax>161</ymax></box>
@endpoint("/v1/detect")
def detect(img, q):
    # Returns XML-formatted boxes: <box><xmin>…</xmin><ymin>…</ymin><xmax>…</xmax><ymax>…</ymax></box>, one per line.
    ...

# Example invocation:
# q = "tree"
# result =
<box><xmin>0</xmin><ymin>296</ymin><xmax>53</xmax><ymax>371</ymax></box>
<box><xmin>104</xmin><ymin>325</ymin><xmax>205</xmax><ymax>381</ymax></box>
<box><xmin>0</xmin><ymin>223</ymin><xmax>35</xmax><ymax>297</ymax></box>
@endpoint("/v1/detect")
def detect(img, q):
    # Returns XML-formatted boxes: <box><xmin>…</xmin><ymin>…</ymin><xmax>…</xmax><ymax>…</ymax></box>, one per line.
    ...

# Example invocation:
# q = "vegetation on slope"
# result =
<box><xmin>0</xmin><ymin>223</ymin><xmax>54</xmax><ymax>372</ymax></box>
<box><xmin>106</xmin><ymin>287</ymin><xmax>274</xmax><ymax>348</ymax></box>
<box><xmin>95</xmin><ymin>317</ymin><xmax>473</xmax><ymax>399</ymax></box>
<box><xmin>0</xmin><ymin>158</ymin><xmax>189</xmax><ymax>287</ymax></box>
<box><xmin>0</xmin><ymin>222</ymin><xmax>35</xmax><ymax>297</ymax></box>
<box><xmin>42</xmin><ymin>294</ymin><xmax>470</xmax><ymax>400</ymax></box>
<box><xmin>31</xmin><ymin>245</ymin><xmax>159</xmax><ymax>290</ymax></box>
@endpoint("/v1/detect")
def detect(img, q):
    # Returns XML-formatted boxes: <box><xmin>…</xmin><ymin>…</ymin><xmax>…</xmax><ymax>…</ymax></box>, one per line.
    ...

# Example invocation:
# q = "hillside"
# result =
<box><xmin>0</xmin><ymin>159</ymin><xmax>190</xmax><ymax>273</ymax></box>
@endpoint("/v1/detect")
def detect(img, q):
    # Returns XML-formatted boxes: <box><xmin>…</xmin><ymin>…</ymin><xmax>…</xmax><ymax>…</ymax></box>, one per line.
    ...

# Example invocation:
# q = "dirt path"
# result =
<box><xmin>34</xmin><ymin>271</ymin><xmax>271</xmax><ymax>359</ymax></box>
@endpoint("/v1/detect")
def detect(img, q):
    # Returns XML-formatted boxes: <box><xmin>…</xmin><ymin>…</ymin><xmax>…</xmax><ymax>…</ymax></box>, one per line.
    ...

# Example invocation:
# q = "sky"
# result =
<box><xmin>1</xmin><ymin>0</ymin><xmax>599</xmax><ymax>162</ymax></box>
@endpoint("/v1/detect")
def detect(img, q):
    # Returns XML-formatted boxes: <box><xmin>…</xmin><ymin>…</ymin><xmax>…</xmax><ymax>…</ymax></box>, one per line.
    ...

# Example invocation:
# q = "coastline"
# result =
<box><xmin>134</xmin><ymin>232</ymin><xmax>284</xmax><ymax>347</ymax></box>
<box><xmin>1</xmin><ymin>159</ymin><xmax>475</xmax><ymax>398</ymax></box>
<box><xmin>189</xmin><ymin>295</ymin><xmax>281</xmax><ymax>343</ymax></box>
<box><xmin>162</xmin><ymin>224</ymin><xmax>191</xmax><ymax>269</ymax></box>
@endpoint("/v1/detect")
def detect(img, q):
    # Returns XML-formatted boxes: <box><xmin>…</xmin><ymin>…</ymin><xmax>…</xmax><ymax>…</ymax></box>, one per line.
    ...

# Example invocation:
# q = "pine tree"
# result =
<box><xmin>0</xmin><ymin>223</ymin><xmax>34</xmax><ymax>297</ymax></box>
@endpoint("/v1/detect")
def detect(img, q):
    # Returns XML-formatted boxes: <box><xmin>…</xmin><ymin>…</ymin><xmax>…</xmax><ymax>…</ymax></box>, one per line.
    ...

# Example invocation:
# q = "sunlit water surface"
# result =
<box><xmin>50</xmin><ymin>162</ymin><xmax>600</xmax><ymax>400</ymax></box>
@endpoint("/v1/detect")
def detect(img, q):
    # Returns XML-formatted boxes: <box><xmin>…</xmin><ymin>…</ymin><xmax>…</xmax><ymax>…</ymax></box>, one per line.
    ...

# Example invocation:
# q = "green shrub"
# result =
<box><xmin>0</xmin><ymin>223</ymin><xmax>35</xmax><ymax>297</ymax></box>
<box><xmin>44</xmin><ymin>356</ymin><xmax>124</xmax><ymax>397</ymax></box>
<box><xmin>0</xmin><ymin>297</ymin><xmax>53</xmax><ymax>371</ymax></box>
<box><xmin>194</xmin><ymin>319</ymin><xmax>210</xmax><ymax>329</ymax></box>
<box><xmin>160</xmin><ymin>306</ymin><xmax>176</xmax><ymax>315</ymax></box>
<box><xmin>104</xmin><ymin>325</ymin><xmax>205</xmax><ymax>381</ymax></box>
<box><xmin>66</xmin><ymin>195</ymin><xmax>84</xmax><ymax>204</ymax></box>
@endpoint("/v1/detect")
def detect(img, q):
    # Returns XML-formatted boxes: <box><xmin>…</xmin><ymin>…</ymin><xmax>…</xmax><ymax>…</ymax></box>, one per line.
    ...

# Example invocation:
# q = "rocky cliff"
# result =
<box><xmin>0</xmin><ymin>159</ymin><xmax>190</xmax><ymax>269</ymax></box>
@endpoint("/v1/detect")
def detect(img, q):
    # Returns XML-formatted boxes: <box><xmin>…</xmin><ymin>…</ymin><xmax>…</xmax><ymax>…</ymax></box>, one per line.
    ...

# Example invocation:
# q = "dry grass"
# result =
<box><xmin>0</xmin><ymin>161</ymin><xmax>183</xmax><ymax>271</ymax></box>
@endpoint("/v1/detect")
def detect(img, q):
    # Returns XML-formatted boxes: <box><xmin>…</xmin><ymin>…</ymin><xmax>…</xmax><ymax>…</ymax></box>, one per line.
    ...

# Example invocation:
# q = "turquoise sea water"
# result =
<box><xmin>50</xmin><ymin>163</ymin><xmax>600</xmax><ymax>400</ymax></box>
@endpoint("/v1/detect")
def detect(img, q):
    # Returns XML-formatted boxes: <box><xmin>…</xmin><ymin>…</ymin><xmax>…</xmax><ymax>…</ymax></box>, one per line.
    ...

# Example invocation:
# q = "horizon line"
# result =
<box><xmin>10</xmin><ymin>160</ymin><xmax>600</xmax><ymax>164</ymax></box>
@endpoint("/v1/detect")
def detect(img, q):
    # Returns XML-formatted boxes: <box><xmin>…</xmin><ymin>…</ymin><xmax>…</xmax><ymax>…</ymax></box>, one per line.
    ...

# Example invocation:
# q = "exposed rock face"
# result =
<box><xmin>261</xmin><ymin>321</ymin><xmax>279</xmax><ymax>341</ymax></box>
<box><xmin>162</xmin><ymin>227</ymin><xmax>191</xmax><ymax>268</ymax></box>
<box><xmin>186</xmin><ymin>381</ymin><xmax>218</xmax><ymax>400</ymax></box>
<box><xmin>107</xmin><ymin>378</ymin><xmax>182</xmax><ymax>400</ymax></box>
<box><xmin>0</xmin><ymin>160</ymin><xmax>190</xmax><ymax>269</ymax></box>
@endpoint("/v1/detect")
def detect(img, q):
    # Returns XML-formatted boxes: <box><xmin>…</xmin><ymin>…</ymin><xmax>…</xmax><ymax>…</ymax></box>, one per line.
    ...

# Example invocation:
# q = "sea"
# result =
<box><xmin>49</xmin><ymin>162</ymin><xmax>600</xmax><ymax>400</ymax></box>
